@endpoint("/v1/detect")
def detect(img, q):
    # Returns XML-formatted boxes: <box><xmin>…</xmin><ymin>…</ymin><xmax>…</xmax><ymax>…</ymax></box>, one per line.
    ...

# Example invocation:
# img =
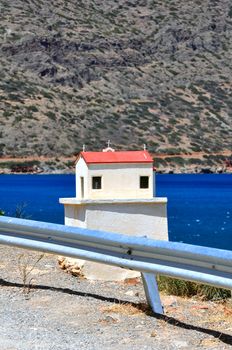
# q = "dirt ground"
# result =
<box><xmin>0</xmin><ymin>246</ymin><xmax>232</xmax><ymax>350</ymax></box>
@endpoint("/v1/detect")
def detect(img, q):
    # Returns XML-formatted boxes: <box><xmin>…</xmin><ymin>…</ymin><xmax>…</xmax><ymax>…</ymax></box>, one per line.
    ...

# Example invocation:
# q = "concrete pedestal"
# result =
<box><xmin>59</xmin><ymin>197</ymin><xmax>168</xmax><ymax>280</ymax></box>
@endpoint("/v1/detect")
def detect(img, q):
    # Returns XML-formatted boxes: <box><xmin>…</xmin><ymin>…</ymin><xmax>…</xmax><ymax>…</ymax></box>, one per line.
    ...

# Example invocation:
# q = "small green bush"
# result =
<box><xmin>26</xmin><ymin>105</ymin><xmax>39</xmax><ymax>112</ymax></box>
<box><xmin>45</xmin><ymin>111</ymin><xmax>56</xmax><ymax>120</ymax></box>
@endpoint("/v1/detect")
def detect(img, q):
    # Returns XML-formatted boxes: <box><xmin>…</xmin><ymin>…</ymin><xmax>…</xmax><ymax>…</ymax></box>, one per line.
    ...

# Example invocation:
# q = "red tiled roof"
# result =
<box><xmin>79</xmin><ymin>151</ymin><xmax>153</xmax><ymax>164</ymax></box>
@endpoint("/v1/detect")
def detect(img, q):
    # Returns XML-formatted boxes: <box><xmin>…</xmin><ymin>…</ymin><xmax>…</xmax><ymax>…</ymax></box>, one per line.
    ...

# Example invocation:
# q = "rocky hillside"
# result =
<box><xmin>0</xmin><ymin>0</ymin><xmax>231</xmax><ymax>171</ymax></box>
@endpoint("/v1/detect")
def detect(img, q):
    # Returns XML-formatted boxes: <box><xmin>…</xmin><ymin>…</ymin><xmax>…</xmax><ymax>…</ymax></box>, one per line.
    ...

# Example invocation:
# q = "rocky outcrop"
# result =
<box><xmin>58</xmin><ymin>256</ymin><xmax>140</xmax><ymax>281</ymax></box>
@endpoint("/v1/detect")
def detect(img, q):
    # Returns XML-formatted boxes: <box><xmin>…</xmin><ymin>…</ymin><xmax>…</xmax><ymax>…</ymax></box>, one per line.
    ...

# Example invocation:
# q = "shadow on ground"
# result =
<box><xmin>0</xmin><ymin>278</ymin><xmax>231</xmax><ymax>346</ymax></box>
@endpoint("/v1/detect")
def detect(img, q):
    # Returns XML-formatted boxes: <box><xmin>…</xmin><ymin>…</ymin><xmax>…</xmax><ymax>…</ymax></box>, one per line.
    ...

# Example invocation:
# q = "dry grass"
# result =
<box><xmin>100</xmin><ymin>302</ymin><xmax>150</xmax><ymax>316</ymax></box>
<box><xmin>212</xmin><ymin>301</ymin><xmax>232</xmax><ymax>323</ymax></box>
<box><xmin>18</xmin><ymin>253</ymin><xmax>45</xmax><ymax>293</ymax></box>
<box><xmin>199</xmin><ymin>338</ymin><xmax>221</xmax><ymax>347</ymax></box>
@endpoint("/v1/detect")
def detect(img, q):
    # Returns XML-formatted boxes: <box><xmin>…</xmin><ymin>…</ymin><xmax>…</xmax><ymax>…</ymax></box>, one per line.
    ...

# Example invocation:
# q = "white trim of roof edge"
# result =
<box><xmin>59</xmin><ymin>197</ymin><xmax>167</xmax><ymax>205</ymax></box>
<box><xmin>76</xmin><ymin>158</ymin><xmax>153</xmax><ymax>166</ymax></box>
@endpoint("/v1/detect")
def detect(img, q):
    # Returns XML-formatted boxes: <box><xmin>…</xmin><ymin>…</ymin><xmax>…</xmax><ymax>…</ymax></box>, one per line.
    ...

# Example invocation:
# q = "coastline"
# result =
<box><xmin>0</xmin><ymin>152</ymin><xmax>231</xmax><ymax>175</ymax></box>
<box><xmin>0</xmin><ymin>166</ymin><xmax>231</xmax><ymax>175</ymax></box>
<box><xmin>0</xmin><ymin>163</ymin><xmax>231</xmax><ymax>175</ymax></box>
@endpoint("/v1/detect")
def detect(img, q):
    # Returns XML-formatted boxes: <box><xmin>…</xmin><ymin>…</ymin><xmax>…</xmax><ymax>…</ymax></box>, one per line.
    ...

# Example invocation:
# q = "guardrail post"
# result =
<box><xmin>141</xmin><ymin>272</ymin><xmax>163</xmax><ymax>314</ymax></box>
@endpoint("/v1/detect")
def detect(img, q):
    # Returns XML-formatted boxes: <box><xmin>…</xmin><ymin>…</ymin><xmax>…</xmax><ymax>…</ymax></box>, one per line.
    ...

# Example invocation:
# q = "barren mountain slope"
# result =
<box><xmin>0</xmin><ymin>0</ymin><xmax>231</xmax><ymax>170</ymax></box>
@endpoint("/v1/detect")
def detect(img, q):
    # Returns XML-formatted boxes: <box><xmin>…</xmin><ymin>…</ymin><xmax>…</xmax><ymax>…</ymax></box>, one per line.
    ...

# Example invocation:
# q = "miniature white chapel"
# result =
<box><xmin>60</xmin><ymin>145</ymin><xmax>168</xmax><ymax>241</ymax></box>
<box><xmin>59</xmin><ymin>145</ymin><xmax>168</xmax><ymax>280</ymax></box>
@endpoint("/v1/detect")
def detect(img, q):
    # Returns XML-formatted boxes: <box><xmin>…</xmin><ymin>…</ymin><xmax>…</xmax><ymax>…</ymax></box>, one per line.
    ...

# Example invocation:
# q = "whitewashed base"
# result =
<box><xmin>59</xmin><ymin>198</ymin><xmax>168</xmax><ymax>281</ymax></box>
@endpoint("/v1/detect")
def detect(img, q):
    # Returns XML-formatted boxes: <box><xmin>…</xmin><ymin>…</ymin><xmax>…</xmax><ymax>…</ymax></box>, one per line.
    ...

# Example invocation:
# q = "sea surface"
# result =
<box><xmin>0</xmin><ymin>174</ymin><xmax>231</xmax><ymax>250</ymax></box>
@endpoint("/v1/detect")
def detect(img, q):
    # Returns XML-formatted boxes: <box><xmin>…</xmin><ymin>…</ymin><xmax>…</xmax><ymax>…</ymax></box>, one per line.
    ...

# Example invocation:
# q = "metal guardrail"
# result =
<box><xmin>0</xmin><ymin>216</ymin><xmax>232</xmax><ymax>314</ymax></box>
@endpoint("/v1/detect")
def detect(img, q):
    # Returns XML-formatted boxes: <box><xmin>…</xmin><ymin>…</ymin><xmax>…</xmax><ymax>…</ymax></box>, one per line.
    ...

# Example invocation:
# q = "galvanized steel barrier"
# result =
<box><xmin>0</xmin><ymin>216</ymin><xmax>232</xmax><ymax>314</ymax></box>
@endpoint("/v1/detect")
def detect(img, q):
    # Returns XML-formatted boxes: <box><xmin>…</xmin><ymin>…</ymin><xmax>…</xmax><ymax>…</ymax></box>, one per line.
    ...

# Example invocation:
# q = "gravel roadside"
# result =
<box><xmin>0</xmin><ymin>246</ymin><xmax>231</xmax><ymax>350</ymax></box>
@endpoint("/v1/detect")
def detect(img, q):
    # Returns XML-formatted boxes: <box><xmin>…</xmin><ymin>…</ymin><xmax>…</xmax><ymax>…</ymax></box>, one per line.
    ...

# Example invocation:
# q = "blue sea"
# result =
<box><xmin>0</xmin><ymin>174</ymin><xmax>231</xmax><ymax>250</ymax></box>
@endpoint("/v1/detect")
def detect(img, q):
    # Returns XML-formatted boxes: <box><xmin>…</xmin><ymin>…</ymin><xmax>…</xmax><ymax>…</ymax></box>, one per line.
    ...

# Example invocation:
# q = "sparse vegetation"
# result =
<box><xmin>18</xmin><ymin>253</ymin><xmax>45</xmax><ymax>294</ymax></box>
<box><xmin>0</xmin><ymin>0</ymin><xmax>231</xmax><ymax>172</ymax></box>
<box><xmin>14</xmin><ymin>202</ymin><xmax>30</xmax><ymax>219</ymax></box>
<box><xmin>157</xmin><ymin>276</ymin><xmax>231</xmax><ymax>301</ymax></box>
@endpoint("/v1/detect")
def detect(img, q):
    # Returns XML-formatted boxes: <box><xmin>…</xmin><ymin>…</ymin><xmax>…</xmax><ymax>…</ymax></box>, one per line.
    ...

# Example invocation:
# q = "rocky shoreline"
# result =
<box><xmin>0</xmin><ymin>167</ymin><xmax>231</xmax><ymax>175</ymax></box>
<box><xmin>157</xmin><ymin>166</ymin><xmax>232</xmax><ymax>174</ymax></box>
<box><xmin>0</xmin><ymin>154</ymin><xmax>231</xmax><ymax>175</ymax></box>
<box><xmin>0</xmin><ymin>163</ymin><xmax>231</xmax><ymax>175</ymax></box>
